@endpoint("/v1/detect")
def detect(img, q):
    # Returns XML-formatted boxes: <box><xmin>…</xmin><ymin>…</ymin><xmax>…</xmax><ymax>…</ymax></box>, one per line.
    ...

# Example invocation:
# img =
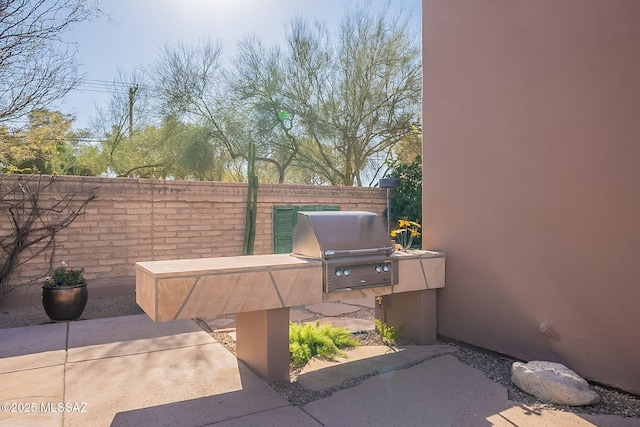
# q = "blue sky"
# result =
<box><xmin>58</xmin><ymin>0</ymin><xmax>421</xmax><ymax>130</ymax></box>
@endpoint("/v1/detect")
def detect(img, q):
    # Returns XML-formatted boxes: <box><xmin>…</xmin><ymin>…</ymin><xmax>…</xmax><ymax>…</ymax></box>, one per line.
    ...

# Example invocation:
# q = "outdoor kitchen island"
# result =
<box><xmin>136</xmin><ymin>212</ymin><xmax>445</xmax><ymax>383</ymax></box>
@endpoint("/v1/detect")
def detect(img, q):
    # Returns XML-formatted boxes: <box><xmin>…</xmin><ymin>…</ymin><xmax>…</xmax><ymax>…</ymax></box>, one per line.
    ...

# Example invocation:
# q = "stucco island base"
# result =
<box><xmin>135</xmin><ymin>251</ymin><xmax>445</xmax><ymax>382</ymax></box>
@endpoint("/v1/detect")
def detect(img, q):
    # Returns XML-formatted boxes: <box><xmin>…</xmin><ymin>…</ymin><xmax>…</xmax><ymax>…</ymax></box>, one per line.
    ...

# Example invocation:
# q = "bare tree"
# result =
<box><xmin>230</xmin><ymin>8</ymin><xmax>422</xmax><ymax>185</ymax></box>
<box><xmin>151</xmin><ymin>41</ymin><xmax>253</xmax><ymax>174</ymax></box>
<box><xmin>152</xmin><ymin>41</ymin><xmax>226</xmax><ymax>138</ymax></box>
<box><xmin>0</xmin><ymin>0</ymin><xmax>101</xmax><ymax>123</ymax></box>
<box><xmin>228</xmin><ymin>36</ymin><xmax>300</xmax><ymax>183</ymax></box>
<box><xmin>150</xmin><ymin>37</ymin><xmax>323</xmax><ymax>185</ymax></box>
<box><xmin>284</xmin><ymin>8</ymin><xmax>422</xmax><ymax>185</ymax></box>
<box><xmin>0</xmin><ymin>175</ymin><xmax>97</xmax><ymax>297</ymax></box>
<box><xmin>150</xmin><ymin>5</ymin><xmax>421</xmax><ymax>186</ymax></box>
<box><xmin>86</xmin><ymin>69</ymin><xmax>164</xmax><ymax>177</ymax></box>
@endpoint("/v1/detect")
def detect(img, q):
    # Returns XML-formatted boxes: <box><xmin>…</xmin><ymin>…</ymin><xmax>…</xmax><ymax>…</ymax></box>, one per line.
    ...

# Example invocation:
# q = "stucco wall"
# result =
<box><xmin>1</xmin><ymin>175</ymin><xmax>386</xmax><ymax>307</ymax></box>
<box><xmin>423</xmin><ymin>0</ymin><xmax>640</xmax><ymax>393</ymax></box>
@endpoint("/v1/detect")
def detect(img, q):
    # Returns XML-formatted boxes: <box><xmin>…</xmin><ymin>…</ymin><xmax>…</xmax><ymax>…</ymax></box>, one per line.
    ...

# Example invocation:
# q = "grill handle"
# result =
<box><xmin>323</xmin><ymin>247</ymin><xmax>393</xmax><ymax>258</ymax></box>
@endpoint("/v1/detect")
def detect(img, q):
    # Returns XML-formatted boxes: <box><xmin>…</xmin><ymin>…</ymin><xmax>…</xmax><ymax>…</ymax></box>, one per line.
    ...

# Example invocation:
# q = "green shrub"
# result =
<box><xmin>384</xmin><ymin>156</ymin><xmax>422</xmax><ymax>247</ymax></box>
<box><xmin>289</xmin><ymin>321</ymin><xmax>360</xmax><ymax>366</ymax></box>
<box><xmin>374</xmin><ymin>319</ymin><xmax>404</xmax><ymax>344</ymax></box>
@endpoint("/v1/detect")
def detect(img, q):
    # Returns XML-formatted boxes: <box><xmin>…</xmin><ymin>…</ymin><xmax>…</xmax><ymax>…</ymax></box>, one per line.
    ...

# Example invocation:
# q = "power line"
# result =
<box><xmin>70</xmin><ymin>78</ymin><xmax>147</xmax><ymax>95</ymax></box>
<box><xmin>82</xmin><ymin>79</ymin><xmax>137</xmax><ymax>88</ymax></box>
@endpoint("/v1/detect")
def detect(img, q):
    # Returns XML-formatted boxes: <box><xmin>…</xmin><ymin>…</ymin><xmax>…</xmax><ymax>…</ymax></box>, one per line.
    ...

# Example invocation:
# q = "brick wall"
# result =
<box><xmin>1</xmin><ymin>175</ymin><xmax>387</xmax><ymax>305</ymax></box>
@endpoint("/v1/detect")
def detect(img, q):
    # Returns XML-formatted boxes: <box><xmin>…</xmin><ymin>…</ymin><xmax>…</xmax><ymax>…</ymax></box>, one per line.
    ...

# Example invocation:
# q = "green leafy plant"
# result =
<box><xmin>374</xmin><ymin>319</ymin><xmax>404</xmax><ymax>345</ymax></box>
<box><xmin>385</xmin><ymin>156</ymin><xmax>422</xmax><ymax>233</ymax></box>
<box><xmin>289</xmin><ymin>321</ymin><xmax>360</xmax><ymax>366</ymax></box>
<box><xmin>43</xmin><ymin>261</ymin><xmax>86</xmax><ymax>287</ymax></box>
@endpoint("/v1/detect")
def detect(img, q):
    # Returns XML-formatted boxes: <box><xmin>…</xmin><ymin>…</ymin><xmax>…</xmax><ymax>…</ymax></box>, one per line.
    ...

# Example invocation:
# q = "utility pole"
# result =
<box><xmin>128</xmin><ymin>84</ymin><xmax>139</xmax><ymax>138</ymax></box>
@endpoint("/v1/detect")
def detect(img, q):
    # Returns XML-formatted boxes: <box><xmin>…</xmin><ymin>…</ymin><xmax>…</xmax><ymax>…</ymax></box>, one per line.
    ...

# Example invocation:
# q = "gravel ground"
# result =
<box><xmin>2</xmin><ymin>297</ymin><xmax>638</xmax><ymax>418</ymax></box>
<box><xmin>442</xmin><ymin>338</ymin><xmax>640</xmax><ymax>419</ymax></box>
<box><xmin>0</xmin><ymin>293</ymin><xmax>143</xmax><ymax>329</ymax></box>
<box><xmin>203</xmin><ymin>305</ymin><xmax>640</xmax><ymax>417</ymax></box>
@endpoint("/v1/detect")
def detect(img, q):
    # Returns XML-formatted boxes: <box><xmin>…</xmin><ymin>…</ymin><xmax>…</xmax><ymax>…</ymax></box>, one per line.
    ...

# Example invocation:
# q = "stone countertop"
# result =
<box><xmin>136</xmin><ymin>253</ymin><xmax>321</xmax><ymax>278</ymax></box>
<box><xmin>391</xmin><ymin>249</ymin><xmax>445</xmax><ymax>258</ymax></box>
<box><xmin>135</xmin><ymin>250</ymin><xmax>446</xmax><ymax>320</ymax></box>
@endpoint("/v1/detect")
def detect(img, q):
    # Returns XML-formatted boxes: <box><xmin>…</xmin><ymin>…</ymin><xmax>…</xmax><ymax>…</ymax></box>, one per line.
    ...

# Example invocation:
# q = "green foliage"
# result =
<box><xmin>44</xmin><ymin>262</ymin><xmax>86</xmax><ymax>287</ymax></box>
<box><xmin>150</xmin><ymin>6</ymin><xmax>421</xmax><ymax>186</ymax></box>
<box><xmin>3</xmin><ymin>5</ymin><xmax>421</xmax><ymax>186</ymax></box>
<box><xmin>289</xmin><ymin>321</ymin><xmax>359</xmax><ymax>366</ymax></box>
<box><xmin>82</xmin><ymin>116</ymin><xmax>242</xmax><ymax>180</ymax></box>
<box><xmin>385</xmin><ymin>156</ymin><xmax>422</xmax><ymax>245</ymax></box>
<box><xmin>0</xmin><ymin>109</ymin><xmax>87</xmax><ymax>175</ymax></box>
<box><xmin>374</xmin><ymin>319</ymin><xmax>404</xmax><ymax>344</ymax></box>
<box><xmin>393</xmin><ymin>124</ymin><xmax>422</xmax><ymax>165</ymax></box>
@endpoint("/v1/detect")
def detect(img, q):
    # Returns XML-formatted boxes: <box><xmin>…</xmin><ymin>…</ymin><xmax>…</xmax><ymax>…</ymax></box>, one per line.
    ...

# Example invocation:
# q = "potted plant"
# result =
<box><xmin>42</xmin><ymin>261</ymin><xmax>88</xmax><ymax>321</ymax></box>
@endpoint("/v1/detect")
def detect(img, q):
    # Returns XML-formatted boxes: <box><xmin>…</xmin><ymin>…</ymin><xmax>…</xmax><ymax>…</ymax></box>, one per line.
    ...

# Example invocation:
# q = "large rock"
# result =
<box><xmin>511</xmin><ymin>361</ymin><xmax>601</xmax><ymax>406</ymax></box>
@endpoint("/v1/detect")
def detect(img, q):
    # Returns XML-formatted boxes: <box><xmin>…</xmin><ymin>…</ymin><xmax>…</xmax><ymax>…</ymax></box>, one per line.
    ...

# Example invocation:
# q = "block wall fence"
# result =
<box><xmin>0</xmin><ymin>175</ymin><xmax>387</xmax><ymax>308</ymax></box>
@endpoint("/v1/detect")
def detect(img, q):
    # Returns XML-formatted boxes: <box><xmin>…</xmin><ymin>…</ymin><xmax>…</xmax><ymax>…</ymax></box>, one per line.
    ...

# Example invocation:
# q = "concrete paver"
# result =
<box><xmin>297</xmin><ymin>345</ymin><xmax>456</xmax><ymax>391</ymax></box>
<box><xmin>305</xmin><ymin>302</ymin><xmax>361</xmax><ymax>316</ymax></box>
<box><xmin>67</xmin><ymin>314</ymin><xmax>201</xmax><ymax>347</ymax></box>
<box><xmin>66</xmin><ymin>331</ymin><xmax>214</xmax><ymax>362</ymax></box>
<box><xmin>488</xmin><ymin>405</ymin><xmax>640</xmax><ymax>427</ymax></box>
<box><xmin>208</xmin><ymin>406</ymin><xmax>322</xmax><ymax>427</ymax></box>
<box><xmin>487</xmin><ymin>405</ymin><xmax>600</xmax><ymax>427</ymax></box>
<box><xmin>201</xmin><ymin>314</ymin><xmax>236</xmax><ymax>331</ymax></box>
<box><xmin>0</xmin><ymin>364</ymin><xmax>65</xmax><ymax>426</ymax></box>
<box><xmin>341</xmin><ymin>297</ymin><xmax>376</xmax><ymax>308</ymax></box>
<box><xmin>313</xmin><ymin>316</ymin><xmax>374</xmax><ymax>333</ymax></box>
<box><xmin>290</xmin><ymin>309</ymin><xmax>315</xmax><ymax>322</ymax></box>
<box><xmin>1</xmin><ymin>313</ymin><xmax>637</xmax><ymax>427</ymax></box>
<box><xmin>573</xmin><ymin>413</ymin><xmax>640</xmax><ymax>427</ymax></box>
<box><xmin>65</xmin><ymin>341</ymin><xmax>288</xmax><ymax>427</ymax></box>
<box><xmin>0</xmin><ymin>349</ymin><xmax>66</xmax><ymax>374</ymax></box>
<box><xmin>63</xmin><ymin>315</ymin><xmax>289</xmax><ymax>427</ymax></box>
<box><xmin>0</xmin><ymin>322</ymin><xmax>67</xmax><ymax>426</ymax></box>
<box><xmin>301</xmin><ymin>354</ymin><xmax>638</xmax><ymax>427</ymax></box>
<box><xmin>303</xmin><ymin>354</ymin><xmax>513</xmax><ymax>426</ymax></box>
<box><xmin>204</xmin><ymin>308</ymin><xmax>321</xmax><ymax>329</ymax></box>
<box><xmin>0</xmin><ymin>322</ymin><xmax>66</xmax><ymax>359</ymax></box>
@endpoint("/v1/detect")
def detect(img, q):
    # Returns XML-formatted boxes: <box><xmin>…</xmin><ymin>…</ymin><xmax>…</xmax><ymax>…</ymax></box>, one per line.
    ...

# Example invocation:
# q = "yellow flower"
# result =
<box><xmin>391</xmin><ymin>217</ymin><xmax>421</xmax><ymax>250</ymax></box>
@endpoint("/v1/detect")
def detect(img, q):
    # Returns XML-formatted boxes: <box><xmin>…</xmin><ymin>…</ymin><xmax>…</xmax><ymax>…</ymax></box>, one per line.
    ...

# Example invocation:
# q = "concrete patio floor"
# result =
<box><xmin>0</xmin><ymin>314</ymin><xmax>637</xmax><ymax>426</ymax></box>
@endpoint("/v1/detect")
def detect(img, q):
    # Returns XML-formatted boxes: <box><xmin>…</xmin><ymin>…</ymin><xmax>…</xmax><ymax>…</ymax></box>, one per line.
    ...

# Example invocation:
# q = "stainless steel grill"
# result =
<box><xmin>291</xmin><ymin>211</ymin><xmax>398</xmax><ymax>293</ymax></box>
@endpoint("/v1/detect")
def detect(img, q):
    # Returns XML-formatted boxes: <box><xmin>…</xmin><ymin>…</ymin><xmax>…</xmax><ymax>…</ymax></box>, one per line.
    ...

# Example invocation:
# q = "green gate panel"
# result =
<box><xmin>272</xmin><ymin>205</ymin><xmax>340</xmax><ymax>254</ymax></box>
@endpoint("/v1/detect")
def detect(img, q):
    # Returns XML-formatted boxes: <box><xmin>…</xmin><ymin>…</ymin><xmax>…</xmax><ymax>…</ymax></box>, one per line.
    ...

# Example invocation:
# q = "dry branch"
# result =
<box><xmin>0</xmin><ymin>175</ymin><xmax>98</xmax><ymax>297</ymax></box>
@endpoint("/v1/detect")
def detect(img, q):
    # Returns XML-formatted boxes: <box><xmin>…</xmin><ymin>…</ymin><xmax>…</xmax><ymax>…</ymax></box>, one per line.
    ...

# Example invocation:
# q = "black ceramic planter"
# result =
<box><xmin>42</xmin><ymin>283</ymin><xmax>88</xmax><ymax>321</ymax></box>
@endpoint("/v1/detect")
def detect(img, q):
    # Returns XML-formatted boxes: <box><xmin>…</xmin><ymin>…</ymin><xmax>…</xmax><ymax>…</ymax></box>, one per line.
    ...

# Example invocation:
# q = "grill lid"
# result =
<box><xmin>291</xmin><ymin>211</ymin><xmax>394</xmax><ymax>259</ymax></box>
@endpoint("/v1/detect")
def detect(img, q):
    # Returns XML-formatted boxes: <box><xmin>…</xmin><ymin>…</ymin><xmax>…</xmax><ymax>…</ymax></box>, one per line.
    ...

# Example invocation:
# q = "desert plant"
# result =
<box><xmin>289</xmin><ymin>321</ymin><xmax>360</xmax><ymax>366</ymax></box>
<box><xmin>374</xmin><ymin>318</ymin><xmax>404</xmax><ymax>345</ymax></box>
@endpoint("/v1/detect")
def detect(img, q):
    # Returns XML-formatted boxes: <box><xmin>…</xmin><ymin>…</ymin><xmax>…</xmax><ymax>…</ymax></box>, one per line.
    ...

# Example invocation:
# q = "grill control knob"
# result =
<box><xmin>343</xmin><ymin>268</ymin><xmax>351</xmax><ymax>276</ymax></box>
<box><xmin>375</xmin><ymin>265</ymin><xmax>382</xmax><ymax>273</ymax></box>
<box><xmin>382</xmin><ymin>264</ymin><xmax>390</xmax><ymax>272</ymax></box>
<box><xmin>335</xmin><ymin>269</ymin><xmax>343</xmax><ymax>277</ymax></box>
